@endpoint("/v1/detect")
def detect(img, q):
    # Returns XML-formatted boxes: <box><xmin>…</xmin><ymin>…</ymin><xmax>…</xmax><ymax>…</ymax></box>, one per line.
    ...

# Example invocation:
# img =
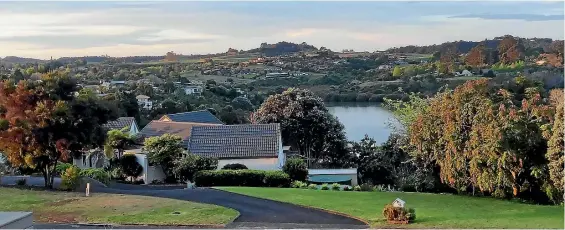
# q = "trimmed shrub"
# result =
<box><xmin>194</xmin><ymin>170</ymin><xmax>290</xmax><ymax>187</ymax></box>
<box><xmin>56</xmin><ymin>163</ymin><xmax>73</xmax><ymax>175</ymax></box>
<box><xmin>15</xmin><ymin>178</ymin><xmax>26</xmax><ymax>186</ymax></box>
<box><xmin>331</xmin><ymin>183</ymin><xmax>341</xmax><ymax>191</ymax></box>
<box><xmin>282</xmin><ymin>157</ymin><xmax>308</xmax><ymax>181</ymax></box>
<box><xmin>308</xmin><ymin>184</ymin><xmax>318</xmax><ymax>190</ymax></box>
<box><xmin>264</xmin><ymin>171</ymin><xmax>291</xmax><ymax>187</ymax></box>
<box><xmin>354</xmin><ymin>185</ymin><xmax>361</xmax><ymax>191</ymax></box>
<box><xmin>61</xmin><ymin>166</ymin><xmax>81</xmax><ymax>191</ymax></box>
<box><xmin>222</xmin><ymin>163</ymin><xmax>248</xmax><ymax>170</ymax></box>
<box><xmin>382</xmin><ymin>204</ymin><xmax>416</xmax><ymax>223</ymax></box>
<box><xmin>360</xmin><ymin>183</ymin><xmax>375</xmax><ymax>192</ymax></box>
<box><xmin>321</xmin><ymin>183</ymin><xmax>330</xmax><ymax>190</ymax></box>
<box><xmin>120</xmin><ymin>154</ymin><xmax>142</xmax><ymax>180</ymax></box>
<box><xmin>80</xmin><ymin>168</ymin><xmax>110</xmax><ymax>184</ymax></box>
<box><xmin>173</xmin><ymin>154</ymin><xmax>218</xmax><ymax>182</ymax></box>
<box><xmin>291</xmin><ymin>180</ymin><xmax>306</xmax><ymax>188</ymax></box>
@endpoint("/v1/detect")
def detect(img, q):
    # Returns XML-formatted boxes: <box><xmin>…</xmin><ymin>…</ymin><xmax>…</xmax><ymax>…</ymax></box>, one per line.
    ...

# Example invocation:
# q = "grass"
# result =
<box><xmin>0</xmin><ymin>187</ymin><xmax>239</xmax><ymax>226</ymax></box>
<box><xmin>219</xmin><ymin>187</ymin><xmax>564</xmax><ymax>229</ymax></box>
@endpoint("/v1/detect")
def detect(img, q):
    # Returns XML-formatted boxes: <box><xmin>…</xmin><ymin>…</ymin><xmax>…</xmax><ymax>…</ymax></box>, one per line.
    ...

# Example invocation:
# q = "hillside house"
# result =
<box><xmin>136</xmin><ymin>95</ymin><xmax>153</xmax><ymax>110</ymax></box>
<box><xmin>158</xmin><ymin>110</ymin><xmax>224</xmax><ymax>124</ymax></box>
<box><xmin>188</xmin><ymin>123</ymin><xmax>286</xmax><ymax>170</ymax></box>
<box><xmin>183</xmin><ymin>85</ymin><xmax>203</xmax><ymax>95</ymax></box>
<box><xmin>102</xmin><ymin>117</ymin><xmax>139</xmax><ymax>135</ymax></box>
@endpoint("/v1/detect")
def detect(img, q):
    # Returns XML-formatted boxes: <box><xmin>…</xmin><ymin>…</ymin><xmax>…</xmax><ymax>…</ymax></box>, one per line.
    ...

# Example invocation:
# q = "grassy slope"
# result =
<box><xmin>220</xmin><ymin>187</ymin><xmax>564</xmax><ymax>229</ymax></box>
<box><xmin>0</xmin><ymin>187</ymin><xmax>238</xmax><ymax>226</ymax></box>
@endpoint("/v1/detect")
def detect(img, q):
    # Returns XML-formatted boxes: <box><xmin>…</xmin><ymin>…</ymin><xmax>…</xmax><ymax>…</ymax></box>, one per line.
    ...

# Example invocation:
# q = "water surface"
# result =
<box><xmin>327</xmin><ymin>102</ymin><xmax>398</xmax><ymax>143</ymax></box>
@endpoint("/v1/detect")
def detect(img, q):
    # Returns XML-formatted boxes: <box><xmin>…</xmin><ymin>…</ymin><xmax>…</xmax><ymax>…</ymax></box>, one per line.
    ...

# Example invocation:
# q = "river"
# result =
<box><xmin>326</xmin><ymin>102</ymin><xmax>399</xmax><ymax>143</ymax></box>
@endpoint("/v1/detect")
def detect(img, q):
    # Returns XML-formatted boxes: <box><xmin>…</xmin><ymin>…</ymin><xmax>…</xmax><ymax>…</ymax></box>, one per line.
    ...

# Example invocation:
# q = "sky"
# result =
<box><xmin>0</xmin><ymin>1</ymin><xmax>563</xmax><ymax>59</ymax></box>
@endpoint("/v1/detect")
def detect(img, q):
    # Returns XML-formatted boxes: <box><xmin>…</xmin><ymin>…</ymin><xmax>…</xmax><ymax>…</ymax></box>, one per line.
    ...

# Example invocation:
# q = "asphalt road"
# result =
<box><xmin>2</xmin><ymin>176</ymin><xmax>368</xmax><ymax>229</ymax></box>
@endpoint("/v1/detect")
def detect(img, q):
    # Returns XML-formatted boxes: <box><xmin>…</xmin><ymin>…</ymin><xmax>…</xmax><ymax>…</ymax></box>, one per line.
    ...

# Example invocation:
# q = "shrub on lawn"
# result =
<box><xmin>308</xmin><ymin>184</ymin><xmax>317</xmax><ymax>190</ymax></box>
<box><xmin>264</xmin><ymin>171</ymin><xmax>291</xmax><ymax>187</ymax></box>
<box><xmin>194</xmin><ymin>169</ymin><xmax>290</xmax><ymax>187</ymax></box>
<box><xmin>172</xmin><ymin>153</ymin><xmax>218</xmax><ymax>182</ymax></box>
<box><xmin>282</xmin><ymin>157</ymin><xmax>308</xmax><ymax>181</ymax></box>
<box><xmin>321</xmin><ymin>183</ymin><xmax>330</xmax><ymax>190</ymax></box>
<box><xmin>360</xmin><ymin>183</ymin><xmax>375</xmax><ymax>192</ymax></box>
<box><xmin>331</xmin><ymin>183</ymin><xmax>341</xmax><ymax>191</ymax></box>
<box><xmin>354</xmin><ymin>185</ymin><xmax>361</xmax><ymax>191</ymax></box>
<box><xmin>382</xmin><ymin>204</ymin><xmax>416</xmax><ymax>223</ymax></box>
<box><xmin>56</xmin><ymin>163</ymin><xmax>73</xmax><ymax>175</ymax></box>
<box><xmin>291</xmin><ymin>181</ymin><xmax>307</xmax><ymax>188</ymax></box>
<box><xmin>343</xmin><ymin>186</ymin><xmax>353</xmax><ymax>191</ymax></box>
<box><xmin>120</xmin><ymin>154</ymin><xmax>143</xmax><ymax>181</ymax></box>
<box><xmin>80</xmin><ymin>168</ymin><xmax>110</xmax><ymax>184</ymax></box>
<box><xmin>61</xmin><ymin>166</ymin><xmax>81</xmax><ymax>191</ymax></box>
<box><xmin>222</xmin><ymin>163</ymin><xmax>248</xmax><ymax>170</ymax></box>
<box><xmin>15</xmin><ymin>178</ymin><xmax>26</xmax><ymax>186</ymax></box>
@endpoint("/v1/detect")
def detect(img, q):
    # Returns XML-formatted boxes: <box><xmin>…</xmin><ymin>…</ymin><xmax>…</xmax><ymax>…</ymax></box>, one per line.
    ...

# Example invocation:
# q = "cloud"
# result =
<box><xmin>137</xmin><ymin>29</ymin><xmax>223</xmax><ymax>42</ymax></box>
<box><xmin>450</xmin><ymin>14</ymin><xmax>564</xmax><ymax>21</ymax></box>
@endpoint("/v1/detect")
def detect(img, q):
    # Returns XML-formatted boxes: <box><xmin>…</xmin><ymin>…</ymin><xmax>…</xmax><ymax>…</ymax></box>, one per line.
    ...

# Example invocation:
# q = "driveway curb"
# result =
<box><xmin>211</xmin><ymin>187</ymin><xmax>370</xmax><ymax>227</ymax></box>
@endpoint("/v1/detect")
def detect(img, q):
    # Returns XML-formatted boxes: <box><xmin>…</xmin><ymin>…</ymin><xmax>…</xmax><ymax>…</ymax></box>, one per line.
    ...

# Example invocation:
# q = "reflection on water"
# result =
<box><xmin>326</xmin><ymin>102</ymin><xmax>399</xmax><ymax>143</ymax></box>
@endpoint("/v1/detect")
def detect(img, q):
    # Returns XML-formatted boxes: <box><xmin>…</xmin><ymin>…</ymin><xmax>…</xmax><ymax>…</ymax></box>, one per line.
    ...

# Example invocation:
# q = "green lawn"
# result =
<box><xmin>220</xmin><ymin>187</ymin><xmax>564</xmax><ymax>229</ymax></box>
<box><xmin>1</xmin><ymin>187</ymin><xmax>239</xmax><ymax>226</ymax></box>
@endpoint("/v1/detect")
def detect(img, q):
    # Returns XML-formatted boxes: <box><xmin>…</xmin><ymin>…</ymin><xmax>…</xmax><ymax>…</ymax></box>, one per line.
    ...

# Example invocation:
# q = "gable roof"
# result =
<box><xmin>103</xmin><ymin>117</ymin><xmax>136</xmax><ymax>131</ymax></box>
<box><xmin>140</xmin><ymin>121</ymin><xmax>221</xmax><ymax>146</ymax></box>
<box><xmin>188</xmin><ymin>123</ymin><xmax>281</xmax><ymax>159</ymax></box>
<box><xmin>159</xmin><ymin>110</ymin><xmax>224</xmax><ymax>124</ymax></box>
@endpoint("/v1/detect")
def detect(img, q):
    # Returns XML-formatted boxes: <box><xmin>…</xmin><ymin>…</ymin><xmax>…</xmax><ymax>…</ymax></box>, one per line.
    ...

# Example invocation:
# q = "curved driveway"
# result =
<box><xmin>2</xmin><ymin>176</ymin><xmax>368</xmax><ymax>229</ymax></box>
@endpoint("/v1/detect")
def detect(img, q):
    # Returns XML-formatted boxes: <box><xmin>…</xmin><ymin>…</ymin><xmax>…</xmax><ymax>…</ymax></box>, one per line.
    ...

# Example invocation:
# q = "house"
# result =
<box><xmin>188</xmin><ymin>123</ymin><xmax>285</xmax><ymax>170</ymax></box>
<box><xmin>140</xmin><ymin>121</ymin><xmax>222</xmax><ymax>147</ymax></box>
<box><xmin>110</xmin><ymin>80</ymin><xmax>126</xmax><ymax>87</ymax></box>
<box><xmin>183</xmin><ymin>85</ymin><xmax>203</xmax><ymax>95</ymax></box>
<box><xmin>102</xmin><ymin>117</ymin><xmax>139</xmax><ymax>135</ymax></box>
<box><xmin>378</xmin><ymin>65</ymin><xmax>392</xmax><ymax>70</ymax></box>
<box><xmin>455</xmin><ymin>69</ymin><xmax>473</xmax><ymax>77</ymax></box>
<box><xmin>136</xmin><ymin>95</ymin><xmax>153</xmax><ymax>110</ymax></box>
<box><xmin>158</xmin><ymin>110</ymin><xmax>224</xmax><ymax>124</ymax></box>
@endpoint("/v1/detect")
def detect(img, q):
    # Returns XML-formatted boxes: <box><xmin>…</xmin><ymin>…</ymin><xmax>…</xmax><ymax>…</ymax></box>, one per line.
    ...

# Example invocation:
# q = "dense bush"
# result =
<box><xmin>15</xmin><ymin>178</ymin><xmax>26</xmax><ymax>186</ymax></box>
<box><xmin>291</xmin><ymin>181</ymin><xmax>307</xmax><ymax>188</ymax></box>
<box><xmin>360</xmin><ymin>183</ymin><xmax>375</xmax><ymax>192</ymax></box>
<box><xmin>282</xmin><ymin>157</ymin><xmax>308</xmax><ymax>181</ymax></box>
<box><xmin>264</xmin><ymin>171</ymin><xmax>291</xmax><ymax>187</ymax></box>
<box><xmin>194</xmin><ymin>170</ymin><xmax>290</xmax><ymax>187</ymax></box>
<box><xmin>173</xmin><ymin>154</ymin><xmax>218</xmax><ymax>182</ymax></box>
<box><xmin>56</xmin><ymin>163</ymin><xmax>73</xmax><ymax>175</ymax></box>
<box><xmin>354</xmin><ymin>185</ymin><xmax>361</xmax><ymax>191</ymax></box>
<box><xmin>221</xmin><ymin>163</ymin><xmax>248</xmax><ymax>170</ymax></box>
<box><xmin>80</xmin><ymin>168</ymin><xmax>110</xmax><ymax>184</ymax></box>
<box><xmin>343</xmin><ymin>186</ymin><xmax>353</xmax><ymax>191</ymax></box>
<box><xmin>382</xmin><ymin>204</ymin><xmax>416</xmax><ymax>223</ymax></box>
<box><xmin>321</xmin><ymin>183</ymin><xmax>330</xmax><ymax>190</ymax></box>
<box><xmin>308</xmin><ymin>184</ymin><xmax>317</xmax><ymax>190</ymax></box>
<box><xmin>61</xmin><ymin>166</ymin><xmax>81</xmax><ymax>191</ymax></box>
<box><xmin>120</xmin><ymin>154</ymin><xmax>143</xmax><ymax>180</ymax></box>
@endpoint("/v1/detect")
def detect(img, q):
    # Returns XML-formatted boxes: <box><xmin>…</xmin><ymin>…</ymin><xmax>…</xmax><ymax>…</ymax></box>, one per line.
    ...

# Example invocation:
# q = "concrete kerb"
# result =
<box><xmin>210</xmin><ymin>187</ymin><xmax>371</xmax><ymax>228</ymax></box>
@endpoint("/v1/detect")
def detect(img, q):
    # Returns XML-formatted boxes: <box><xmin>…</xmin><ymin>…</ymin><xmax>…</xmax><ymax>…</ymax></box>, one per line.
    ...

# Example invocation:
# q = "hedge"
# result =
<box><xmin>194</xmin><ymin>169</ymin><xmax>290</xmax><ymax>187</ymax></box>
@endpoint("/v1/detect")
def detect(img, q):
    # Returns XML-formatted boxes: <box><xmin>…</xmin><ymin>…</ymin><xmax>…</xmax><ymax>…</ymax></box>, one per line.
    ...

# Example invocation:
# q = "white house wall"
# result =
<box><xmin>217</xmin><ymin>158</ymin><xmax>280</xmax><ymax>170</ymax></box>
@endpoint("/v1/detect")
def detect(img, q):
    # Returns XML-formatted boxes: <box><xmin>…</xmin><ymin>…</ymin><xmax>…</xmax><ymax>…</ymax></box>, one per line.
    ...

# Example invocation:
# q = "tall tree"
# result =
<box><xmin>253</xmin><ymin>88</ymin><xmax>349</xmax><ymax>167</ymax></box>
<box><xmin>144</xmin><ymin>134</ymin><xmax>185</xmax><ymax>180</ymax></box>
<box><xmin>104</xmin><ymin>128</ymin><xmax>136</xmax><ymax>159</ymax></box>
<box><xmin>544</xmin><ymin>89</ymin><xmax>564</xmax><ymax>202</ymax></box>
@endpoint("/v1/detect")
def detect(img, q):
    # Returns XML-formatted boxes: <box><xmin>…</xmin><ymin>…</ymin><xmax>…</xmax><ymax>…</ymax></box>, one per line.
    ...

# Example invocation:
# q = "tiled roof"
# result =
<box><xmin>188</xmin><ymin>123</ymin><xmax>281</xmax><ymax>159</ymax></box>
<box><xmin>140</xmin><ymin>121</ymin><xmax>221</xmax><ymax>146</ymax></box>
<box><xmin>159</xmin><ymin>110</ymin><xmax>224</xmax><ymax>124</ymax></box>
<box><xmin>103</xmin><ymin>117</ymin><xmax>135</xmax><ymax>131</ymax></box>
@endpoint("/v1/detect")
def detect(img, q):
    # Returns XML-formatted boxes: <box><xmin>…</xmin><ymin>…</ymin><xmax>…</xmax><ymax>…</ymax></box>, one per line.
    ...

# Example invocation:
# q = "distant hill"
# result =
<box><xmin>387</xmin><ymin>35</ymin><xmax>557</xmax><ymax>56</ymax></box>
<box><xmin>0</xmin><ymin>56</ymin><xmax>45</xmax><ymax>64</ymax></box>
<box><xmin>244</xmin><ymin>41</ymin><xmax>318</xmax><ymax>56</ymax></box>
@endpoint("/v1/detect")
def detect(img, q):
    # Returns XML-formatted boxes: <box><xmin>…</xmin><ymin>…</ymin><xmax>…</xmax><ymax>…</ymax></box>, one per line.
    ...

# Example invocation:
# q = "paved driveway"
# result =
<box><xmin>2</xmin><ymin>176</ymin><xmax>368</xmax><ymax>229</ymax></box>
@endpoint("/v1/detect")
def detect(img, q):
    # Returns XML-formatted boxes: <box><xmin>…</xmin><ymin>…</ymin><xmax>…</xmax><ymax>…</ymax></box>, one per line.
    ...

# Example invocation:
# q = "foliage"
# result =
<box><xmin>320</xmin><ymin>183</ymin><xmax>330</xmax><ymax>190</ymax></box>
<box><xmin>194</xmin><ymin>169</ymin><xmax>290</xmax><ymax>187</ymax></box>
<box><xmin>353</xmin><ymin>185</ymin><xmax>361</xmax><ymax>191</ymax></box>
<box><xmin>331</xmin><ymin>183</ymin><xmax>341</xmax><ymax>190</ymax></box>
<box><xmin>172</xmin><ymin>153</ymin><xmax>218</xmax><ymax>182</ymax></box>
<box><xmin>104</xmin><ymin>128</ymin><xmax>136</xmax><ymax>159</ymax></box>
<box><xmin>0</xmin><ymin>72</ymin><xmax>117</xmax><ymax>188</ymax></box>
<box><xmin>120</xmin><ymin>154</ymin><xmax>142</xmax><ymax>180</ymax></box>
<box><xmin>253</xmin><ymin>88</ymin><xmax>349</xmax><ymax>168</ymax></box>
<box><xmin>382</xmin><ymin>204</ymin><xmax>416</xmax><ymax>222</ymax></box>
<box><xmin>264</xmin><ymin>171</ymin><xmax>291</xmax><ymax>187</ymax></box>
<box><xmin>408</xmin><ymin>79</ymin><xmax>557</xmax><ymax>203</ymax></box>
<box><xmin>282</xmin><ymin>157</ymin><xmax>308</xmax><ymax>181</ymax></box>
<box><xmin>222</xmin><ymin>163</ymin><xmax>248</xmax><ymax>170</ymax></box>
<box><xmin>544</xmin><ymin>89</ymin><xmax>564</xmax><ymax>203</ymax></box>
<box><xmin>343</xmin><ymin>186</ymin><xmax>353</xmax><ymax>191</ymax></box>
<box><xmin>308</xmin><ymin>183</ymin><xmax>317</xmax><ymax>190</ymax></box>
<box><xmin>61</xmin><ymin>166</ymin><xmax>81</xmax><ymax>191</ymax></box>
<box><xmin>392</xmin><ymin>66</ymin><xmax>403</xmax><ymax>77</ymax></box>
<box><xmin>79</xmin><ymin>168</ymin><xmax>110</xmax><ymax>184</ymax></box>
<box><xmin>359</xmin><ymin>183</ymin><xmax>375</xmax><ymax>192</ymax></box>
<box><xmin>55</xmin><ymin>163</ymin><xmax>73</xmax><ymax>175</ymax></box>
<box><xmin>291</xmin><ymin>180</ymin><xmax>307</xmax><ymax>188</ymax></box>
<box><xmin>384</xmin><ymin>92</ymin><xmax>429</xmax><ymax>132</ymax></box>
<box><xmin>144</xmin><ymin>134</ymin><xmax>185</xmax><ymax>180</ymax></box>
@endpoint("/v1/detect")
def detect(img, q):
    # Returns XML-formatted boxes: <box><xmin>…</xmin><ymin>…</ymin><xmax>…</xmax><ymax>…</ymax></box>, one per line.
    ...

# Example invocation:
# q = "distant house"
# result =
<box><xmin>136</xmin><ymin>95</ymin><xmax>153</xmax><ymax>110</ymax></box>
<box><xmin>183</xmin><ymin>85</ymin><xmax>203</xmax><ymax>95</ymax></box>
<box><xmin>158</xmin><ymin>110</ymin><xmax>224</xmax><ymax>124</ymax></box>
<box><xmin>140</xmin><ymin>121</ymin><xmax>221</xmax><ymax>147</ymax></box>
<box><xmin>378</xmin><ymin>65</ymin><xmax>392</xmax><ymax>70</ymax></box>
<box><xmin>110</xmin><ymin>80</ymin><xmax>126</xmax><ymax>87</ymax></box>
<box><xmin>188</xmin><ymin>123</ymin><xmax>285</xmax><ymax>170</ymax></box>
<box><xmin>102</xmin><ymin>117</ymin><xmax>139</xmax><ymax>135</ymax></box>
